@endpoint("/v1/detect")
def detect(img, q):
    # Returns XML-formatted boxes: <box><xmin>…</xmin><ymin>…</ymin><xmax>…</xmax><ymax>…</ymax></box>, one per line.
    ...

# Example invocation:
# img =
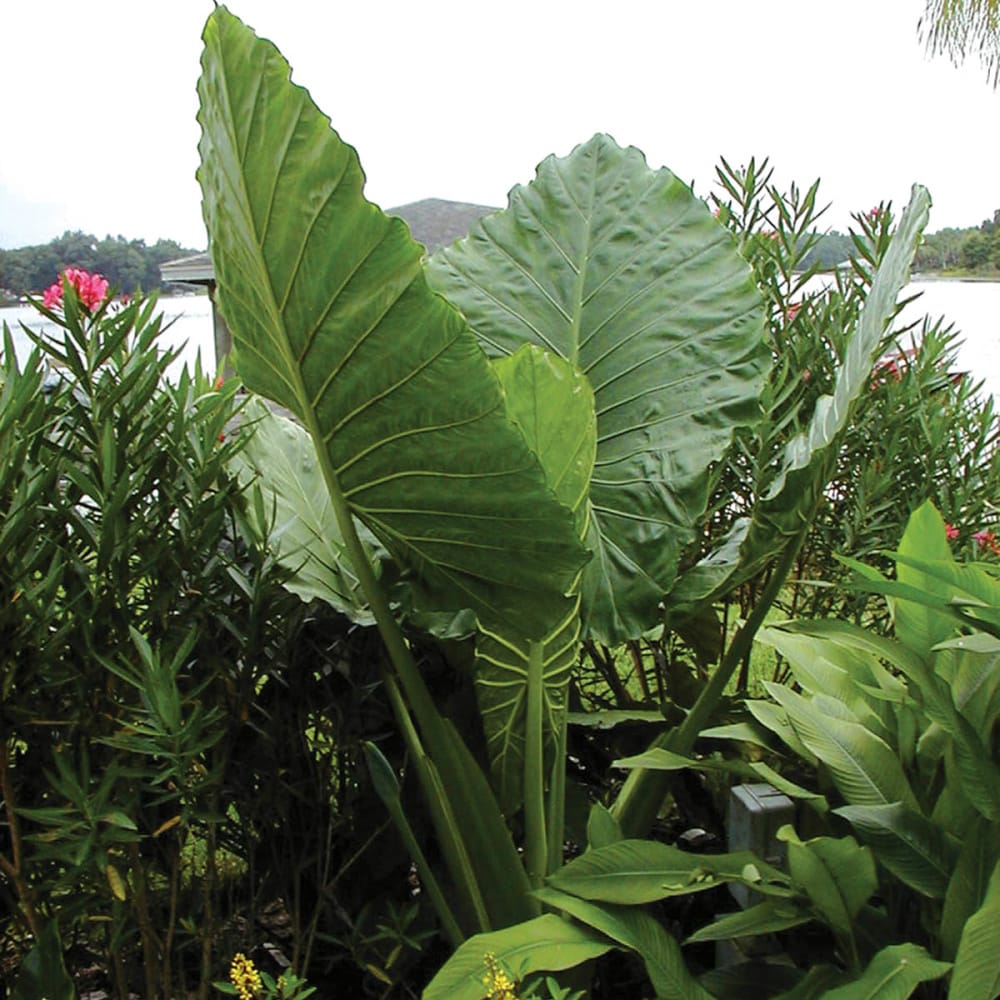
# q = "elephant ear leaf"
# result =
<box><xmin>665</xmin><ymin>184</ymin><xmax>932</xmax><ymax>621</ymax></box>
<box><xmin>427</xmin><ymin>133</ymin><xmax>768</xmax><ymax>643</ymax></box>
<box><xmin>230</xmin><ymin>399</ymin><xmax>381</xmax><ymax>624</ymax></box>
<box><xmin>197</xmin><ymin>6</ymin><xmax>586</xmax><ymax>640</ymax></box>
<box><xmin>475</xmin><ymin>346</ymin><xmax>596</xmax><ymax>814</ymax></box>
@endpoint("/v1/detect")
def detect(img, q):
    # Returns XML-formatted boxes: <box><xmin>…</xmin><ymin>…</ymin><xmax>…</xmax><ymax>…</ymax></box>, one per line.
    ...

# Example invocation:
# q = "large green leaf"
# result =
<box><xmin>893</xmin><ymin>501</ymin><xmax>958</xmax><ymax>658</ymax></box>
<box><xmin>421</xmin><ymin>914</ymin><xmax>611</xmax><ymax>1000</ymax></box>
<box><xmin>547</xmin><ymin>838</ymin><xmax>784</xmax><ymax>904</ymax></box>
<box><xmin>230</xmin><ymin>399</ymin><xmax>379</xmax><ymax>622</ymax></box>
<box><xmin>197</xmin><ymin>6</ymin><xmax>586</xmax><ymax>641</ymax></box>
<box><xmin>779</xmin><ymin>827</ymin><xmax>876</xmax><ymax>946</ymax></box>
<box><xmin>534</xmin><ymin>887</ymin><xmax>714</xmax><ymax>1000</ymax></box>
<box><xmin>821</xmin><ymin>943</ymin><xmax>950</xmax><ymax>1000</ymax></box>
<box><xmin>765</xmin><ymin>682</ymin><xmax>917</xmax><ymax>809</ymax></box>
<box><xmin>756</xmin><ymin>625</ymin><xmax>898</xmax><ymax>742</ymax></box>
<box><xmin>613</xmin><ymin>746</ymin><xmax>829</xmax><ymax>811</ymax></box>
<box><xmin>427</xmin><ymin>133</ymin><xmax>768</xmax><ymax>643</ymax></box>
<box><xmin>835</xmin><ymin>802</ymin><xmax>957</xmax><ymax>899</ymax></box>
<box><xmin>474</xmin><ymin>346</ymin><xmax>595</xmax><ymax>815</ymax></box>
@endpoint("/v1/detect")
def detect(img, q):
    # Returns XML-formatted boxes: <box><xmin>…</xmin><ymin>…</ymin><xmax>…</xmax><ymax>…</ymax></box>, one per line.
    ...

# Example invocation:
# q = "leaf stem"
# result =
<box><xmin>613</xmin><ymin>528</ymin><xmax>808</xmax><ymax>837</ymax></box>
<box><xmin>524</xmin><ymin>641</ymin><xmax>548</xmax><ymax>887</ymax></box>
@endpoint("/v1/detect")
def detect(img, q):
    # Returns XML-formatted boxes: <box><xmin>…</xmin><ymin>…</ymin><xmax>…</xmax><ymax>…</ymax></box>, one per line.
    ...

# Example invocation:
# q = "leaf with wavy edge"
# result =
<box><xmin>666</xmin><ymin>186</ymin><xmax>932</xmax><ymax>620</ymax></box>
<box><xmin>475</xmin><ymin>347</ymin><xmax>595</xmax><ymax>814</ymax></box>
<box><xmin>427</xmin><ymin>133</ymin><xmax>767</xmax><ymax>643</ymax></box>
<box><xmin>197</xmin><ymin>7</ymin><xmax>586</xmax><ymax>641</ymax></box>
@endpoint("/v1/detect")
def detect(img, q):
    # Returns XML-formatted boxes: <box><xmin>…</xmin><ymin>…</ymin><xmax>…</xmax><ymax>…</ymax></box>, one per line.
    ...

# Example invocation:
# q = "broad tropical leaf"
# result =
<box><xmin>893</xmin><ymin>500</ymin><xmax>958</xmax><ymax>657</ymax></box>
<box><xmin>427</xmin><ymin>133</ymin><xmax>768</xmax><ymax>642</ymax></box>
<box><xmin>422</xmin><ymin>914</ymin><xmax>611</xmax><ymax>1000</ymax></box>
<box><xmin>684</xmin><ymin>899</ymin><xmax>813</xmax><ymax>944</ymax></box>
<box><xmin>821</xmin><ymin>943</ymin><xmax>950</xmax><ymax>1000</ymax></box>
<box><xmin>197</xmin><ymin>7</ymin><xmax>586</xmax><ymax>641</ymax></box>
<box><xmin>230</xmin><ymin>400</ymin><xmax>378</xmax><ymax>622</ymax></box>
<box><xmin>614</xmin><ymin>746</ymin><xmax>829</xmax><ymax>811</ymax></box>
<box><xmin>547</xmin><ymin>838</ymin><xmax>784</xmax><ymax>904</ymax></box>
<box><xmin>835</xmin><ymin>802</ymin><xmax>957</xmax><ymax>899</ymax></box>
<box><xmin>779</xmin><ymin>827</ymin><xmax>876</xmax><ymax>945</ymax></box>
<box><xmin>10</xmin><ymin>922</ymin><xmax>75</xmax><ymax>1000</ymax></box>
<box><xmin>765</xmin><ymin>682</ymin><xmax>917</xmax><ymax>808</ymax></box>
<box><xmin>474</xmin><ymin>347</ymin><xmax>595</xmax><ymax>814</ymax></box>
<box><xmin>534</xmin><ymin>887</ymin><xmax>714</xmax><ymax>1000</ymax></box>
<box><xmin>950</xmin><ymin>860</ymin><xmax>1000</xmax><ymax>1000</ymax></box>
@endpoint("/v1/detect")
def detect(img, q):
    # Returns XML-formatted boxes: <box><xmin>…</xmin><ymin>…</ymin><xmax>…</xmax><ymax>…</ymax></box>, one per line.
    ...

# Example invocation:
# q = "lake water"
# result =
<box><xmin>2</xmin><ymin>279</ymin><xmax>998</xmax><ymax>397</ymax></box>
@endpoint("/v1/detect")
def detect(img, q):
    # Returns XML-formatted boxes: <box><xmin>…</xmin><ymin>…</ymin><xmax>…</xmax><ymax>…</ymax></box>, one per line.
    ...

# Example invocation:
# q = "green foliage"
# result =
<box><xmin>10</xmin><ymin>921</ymin><xmax>76</xmax><ymax>1000</ymax></box>
<box><xmin>0</xmin><ymin>281</ymin><xmax>398</xmax><ymax>994</ymax></box>
<box><xmin>426</xmin><ymin>134</ymin><xmax>768</xmax><ymax>645</ymax></box>
<box><xmin>740</xmin><ymin>501</ymin><xmax>1000</xmax><ymax>995</ymax></box>
<box><xmin>421</xmin><ymin>916</ymin><xmax>611</xmax><ymax>1000</ymax></box>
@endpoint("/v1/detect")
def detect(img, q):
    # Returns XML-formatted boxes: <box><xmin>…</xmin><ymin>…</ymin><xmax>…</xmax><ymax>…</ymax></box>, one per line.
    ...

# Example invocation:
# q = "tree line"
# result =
<box><xmin>798</xmin><ymin>209</ymin><xmax>1000</xmax><ymax>275</ymax></box>
<box><xmin>0</xmin><ymin>231</ymin><xmax>201</xmax><ymax>300</ymax></box>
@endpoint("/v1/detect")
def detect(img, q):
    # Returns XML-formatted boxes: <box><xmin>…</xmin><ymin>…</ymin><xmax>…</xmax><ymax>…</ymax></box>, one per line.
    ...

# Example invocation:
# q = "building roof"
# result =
<box><xmin>160</xmin><ymin>197</ymin><xmax>497</xmax><ymax>284</ymax></box>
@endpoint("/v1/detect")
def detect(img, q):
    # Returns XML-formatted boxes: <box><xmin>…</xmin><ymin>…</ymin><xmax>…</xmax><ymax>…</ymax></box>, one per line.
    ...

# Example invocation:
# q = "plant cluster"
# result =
<box><xmin>6</xmin><ymin>6</ymin><xmax>1000</xmax><ymax>999</ymax></box>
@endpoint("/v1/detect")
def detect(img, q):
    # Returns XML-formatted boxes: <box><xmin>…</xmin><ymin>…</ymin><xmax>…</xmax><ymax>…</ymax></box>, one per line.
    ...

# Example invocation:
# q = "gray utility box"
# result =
<box><xmin>716</xmin><ymin>783</ymin><xmax>796</xmax><ymax>967</ymax></box>
<box><xmin>728</xmin><ymin>783</ymin><xmax>795</xmax><ymax>908</ymax></box>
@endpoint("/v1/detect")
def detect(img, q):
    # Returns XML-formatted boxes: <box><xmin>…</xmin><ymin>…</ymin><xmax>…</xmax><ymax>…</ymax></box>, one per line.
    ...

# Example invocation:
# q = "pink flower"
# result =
<box><xmin>42</xmin><ymin>267</ymin><xmax>110</xmax><ymax>312</ymax></box>
<box><xmin>786</xmin><ymin>302</ymin><xmax>802</xmax><ymax>323</ymax></box>
<box><xmin>974</xmin><ymin>529</ymin><xmax>1000</xmax><ymax>556</ymax></box>
<box><xmin>945</xmin><ymin>523</ymin><xmax>959</xmax><ymax>541</ymax></box>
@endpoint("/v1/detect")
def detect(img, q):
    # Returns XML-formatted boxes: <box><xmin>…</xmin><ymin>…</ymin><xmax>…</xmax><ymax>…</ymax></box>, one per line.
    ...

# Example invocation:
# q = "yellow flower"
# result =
<box><xmin>482</xmin><ymin>952</ymin><xmax>519</xmax><ymax>1000</ymax></box>
<box><xmin>230</xmin><ymin>952</ymin><xmax>263</xmax><ymax>1000</ymax></box>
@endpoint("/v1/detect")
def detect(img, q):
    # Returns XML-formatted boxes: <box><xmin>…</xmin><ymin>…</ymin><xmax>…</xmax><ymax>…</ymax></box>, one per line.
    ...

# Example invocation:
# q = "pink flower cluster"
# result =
<box><xmin>945</xmin><ymin>523</ymin><xmax>1000</xmax><ymax>556</ymax></box>
<box><xmin>43</xmin><ymin>267</ymin><xmax>110</xmax><ymax>311</ymax></box>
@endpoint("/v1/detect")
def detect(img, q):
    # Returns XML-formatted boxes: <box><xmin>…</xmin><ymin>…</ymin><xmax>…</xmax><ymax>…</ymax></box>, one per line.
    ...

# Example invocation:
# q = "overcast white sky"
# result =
<box><xmin>1</xmin><ymin>1</ymin><xmax>997</xmax><ymax>250</ymax></box>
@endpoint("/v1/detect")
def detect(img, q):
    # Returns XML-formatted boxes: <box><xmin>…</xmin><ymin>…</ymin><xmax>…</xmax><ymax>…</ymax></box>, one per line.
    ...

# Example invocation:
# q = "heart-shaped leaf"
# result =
<box><xmin>428</xmin><ymin>133</ymin><xmax>767</xmax><ymax>642</ymax></box>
